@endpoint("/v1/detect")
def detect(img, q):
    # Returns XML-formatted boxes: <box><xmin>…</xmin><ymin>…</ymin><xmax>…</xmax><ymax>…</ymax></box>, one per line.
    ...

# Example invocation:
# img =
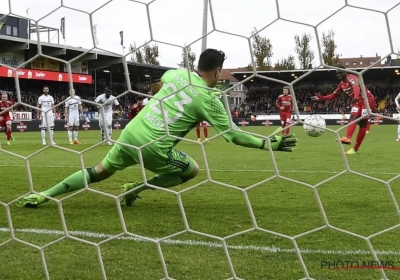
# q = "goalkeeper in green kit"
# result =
<box><xmin>16</xmin><ymin>49</ymin><xmax>298</xmax><ymax>208</ymax></box>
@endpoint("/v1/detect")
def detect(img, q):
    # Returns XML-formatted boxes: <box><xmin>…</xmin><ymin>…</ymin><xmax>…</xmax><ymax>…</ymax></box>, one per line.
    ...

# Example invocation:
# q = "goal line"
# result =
<box><xmin>0</xmin><ymin>226</ymin><xmax>399</xmax><ymax>257</ymax></box>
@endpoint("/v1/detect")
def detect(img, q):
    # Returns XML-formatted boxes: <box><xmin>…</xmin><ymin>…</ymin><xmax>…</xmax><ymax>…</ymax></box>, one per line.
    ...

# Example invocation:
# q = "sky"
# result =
<box><xmin>1</xmin><ymin>0</ymin><xmax>400</xmax><ymax>69</ymax></box>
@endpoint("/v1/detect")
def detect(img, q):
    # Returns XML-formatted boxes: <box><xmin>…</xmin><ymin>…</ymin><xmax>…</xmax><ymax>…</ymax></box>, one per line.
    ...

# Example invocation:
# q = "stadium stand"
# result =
<box><xmin>231</xmin><ymin>68</ymin><xmax>400</xmax><ymax>118</ymax></box>
<box><xmin>0</xmin><ymin>35</ymin><xmax>172</xmax><ymax>120</ymax></box>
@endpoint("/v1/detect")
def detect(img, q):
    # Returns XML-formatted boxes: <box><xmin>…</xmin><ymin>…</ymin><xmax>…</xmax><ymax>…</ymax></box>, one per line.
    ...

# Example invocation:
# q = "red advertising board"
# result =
<box><xmin>0</xmin><ymin>66</ymin><xmax>92</xmax><ymax>84</ymax></box>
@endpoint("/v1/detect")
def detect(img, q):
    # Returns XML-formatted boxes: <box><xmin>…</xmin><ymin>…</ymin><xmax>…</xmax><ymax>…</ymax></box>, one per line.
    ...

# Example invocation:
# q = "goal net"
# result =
<box><xmin>0</xmin><ymin>0</ymin><xmax>400</xmax><ymax>279</ymax></box>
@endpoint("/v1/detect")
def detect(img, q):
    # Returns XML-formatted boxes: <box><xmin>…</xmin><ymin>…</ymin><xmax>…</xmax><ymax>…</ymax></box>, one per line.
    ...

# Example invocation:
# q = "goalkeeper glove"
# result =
<box><xmin>262</xmin><ymin>133</ymin><xmax>298</xmax><ymax>152</ymax></box>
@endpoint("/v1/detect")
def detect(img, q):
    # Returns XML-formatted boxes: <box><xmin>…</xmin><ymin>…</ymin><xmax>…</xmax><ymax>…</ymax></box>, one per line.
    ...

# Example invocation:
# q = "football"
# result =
<box><xmin>303</xmin><ymin>115</ymin><xmax>326</xmax><ymax>137</ymax></box>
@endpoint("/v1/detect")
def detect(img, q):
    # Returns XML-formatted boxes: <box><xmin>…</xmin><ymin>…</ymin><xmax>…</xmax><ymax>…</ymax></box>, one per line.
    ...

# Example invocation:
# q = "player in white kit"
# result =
<box><xmin>37</xmin><ymin>86</ymin><xmax>56</xmax><ymax>145</ymax></box>
<box><xmin>94</xmin><ymin>88</ymin><xmax>120</xmax><ymax>145</ymax></box>
<box><xmin>64</xmin><ymin>89</ymin><xmax>83</xmax><ymax>145</ymax></box>
<box><xmin>395</xmin><ymin>92</ymin><xmax>400</xmax><ymax>141</ymax></box>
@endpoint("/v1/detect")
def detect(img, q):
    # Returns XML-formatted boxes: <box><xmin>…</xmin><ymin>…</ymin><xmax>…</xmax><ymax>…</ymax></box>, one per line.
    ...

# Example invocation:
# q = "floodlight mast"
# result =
<box><xmin>201</xmin><ymin>0</ymin><xmax>208</xmax><ymax>52</ymax></box>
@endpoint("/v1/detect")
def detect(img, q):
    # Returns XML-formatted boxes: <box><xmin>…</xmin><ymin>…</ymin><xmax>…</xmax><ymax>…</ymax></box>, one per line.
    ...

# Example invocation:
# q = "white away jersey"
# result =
<box><xmin>65</xmin><ymin>96</ymin><xmax>82</xmax><ymax>115</ymax></box>
<box><xmin>38</xmin><ymin>94</ymin><xmax>54</xmax><ymax>112</ymax></box>
<box><xmin>395</xmin><ymin>92</ymin><xmax>400</xmax><ymax>108</ymax></box>
<box><xmin>95</xmin><ymin>94</ymin><xmax>119</xmax><ymax>115</ymax></box>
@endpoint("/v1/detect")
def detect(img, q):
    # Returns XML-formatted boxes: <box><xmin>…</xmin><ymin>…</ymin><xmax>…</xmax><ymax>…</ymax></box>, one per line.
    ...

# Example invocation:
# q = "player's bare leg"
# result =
<box><xmin>73</xmin><ymin>126</ymin><xmax>81</xmax><ymax>144</ymax></box>
<box><xmin>346</xmin><ymin>119</ymin><xmax>368</xmax><ymax>155</ymax></box>
<box><xmin>15</xmin><ymin>161</ymin><xmax>115</xmax><ymax>208</ymax></box>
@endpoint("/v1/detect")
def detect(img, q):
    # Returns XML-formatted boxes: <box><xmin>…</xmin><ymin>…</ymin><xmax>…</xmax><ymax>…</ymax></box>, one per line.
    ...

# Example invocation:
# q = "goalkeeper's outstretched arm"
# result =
<box><xmin>226</xmin><ymin>126</ymin><xmax>297</xmax><ymax>152</ymax></box>
<box><xmin>203</xmin><ymin>97</ymin><xmax>297</xmax><ymax>152</ymax></box>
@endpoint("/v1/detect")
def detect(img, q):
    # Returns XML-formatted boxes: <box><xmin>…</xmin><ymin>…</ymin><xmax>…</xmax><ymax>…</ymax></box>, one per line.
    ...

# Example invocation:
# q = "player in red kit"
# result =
<box><xmin>196</xmin><ymin>121</ymin><xmax>209</xmax><ymax>142</ymax></box>
<box><xmin>276</xmin><ymin>86</ymin><xmax>293</xmax><ymax>135</ymax></box>
<box><xmin>312</xmin><ymin>66</ymin><xmax>376</xmax><ymax>155</ymax></box>
<box><xmin>0</xmin><ymin>93</ymin><xmax>15</xmax><ymax>145</ymax></box>
<box><xmin>129</xmin><ymin>98</ymin><xmax>145</xmax><ymax>120</ymax></box>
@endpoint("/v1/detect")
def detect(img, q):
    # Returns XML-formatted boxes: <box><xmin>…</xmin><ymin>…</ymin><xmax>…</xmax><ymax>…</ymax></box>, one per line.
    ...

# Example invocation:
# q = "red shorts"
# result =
<box><xmin>351</xmin><ymin>99</ymin><xmax>376</xmax><ymax>119</ymax></box>
<box><xmin>279</xmin><ymin>111</ymin><xmax>292</xmax><ymax>123</ymax></box>
<box><xmin>0</xmin><ymin>119</ymin><xmax>10</xmax><ymax>128</ymax></box>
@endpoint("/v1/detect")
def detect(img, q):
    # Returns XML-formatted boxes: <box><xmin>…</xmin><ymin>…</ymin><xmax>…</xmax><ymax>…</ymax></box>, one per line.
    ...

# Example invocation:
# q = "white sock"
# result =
<box><xmin>397</xmin><ymin>125</ymin><xmax>400</xmax><ymax>137</ymax></box>
<box><xmin>50</xmin><ymin>128</ymin><xmax>54</xmax><ymax>142</ymax></box>
<box><xmin>101</xmin><ymin>129</ymin><xmax>105</xmax><ymax>140</ymax></box>
<box><xmin>41</xmin><ymin>130</ymin><xmax>46</xmax><ymax>142</ymax></box>
<box><xmin>74</xmin><ymin>130</ymin><xmax>78</xmax><ymax>140</ymax></box>
<box><xmin>68</xmin><ymin>130</ymin><xmax>72</xmax><ymax>141</ymax></box>
<box><xmin>108</xmin><ymin>127</ymin><xmax>112</xmax><ymax>139</ymax></box>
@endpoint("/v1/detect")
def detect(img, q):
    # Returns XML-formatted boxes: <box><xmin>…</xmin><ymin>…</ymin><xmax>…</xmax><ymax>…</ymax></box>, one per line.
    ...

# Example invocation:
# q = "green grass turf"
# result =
<box><xmin>1</xmin><ymin>125</ymin><xmax>400</xmax><ymax>280</ymax></box>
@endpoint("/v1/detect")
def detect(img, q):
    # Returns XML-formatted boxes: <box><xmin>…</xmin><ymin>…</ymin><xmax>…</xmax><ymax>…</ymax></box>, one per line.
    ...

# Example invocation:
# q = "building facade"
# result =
<box><xmin>339</xmin><ymin>55</ymin><xmax>382</xmax><ymax>68</ymax></box>
<box><xmin>220</xmin><ymin>67</ymin><xmax>249</xmax><ymax>108</ymax></box>
<box><xmin>0</xmin><ymin>14</ymin><xmax>28</xmax><ymax>39</ymax></box>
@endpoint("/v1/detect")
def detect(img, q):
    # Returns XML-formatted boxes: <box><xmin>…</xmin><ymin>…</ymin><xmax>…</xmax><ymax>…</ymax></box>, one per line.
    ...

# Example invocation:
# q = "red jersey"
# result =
<box><xmin>129</xmin><ymin>103</ymin><xmax>144</xmax><ymax>120</ymax></box>
<box><xmin>276</xmin><ymin>95</ymin><xmax>292</xmax><ymax>112</ymax></box>
<box><xmin>0</xmin><ymin>101</ymin><xmax>13</xmax><ymax>121</ymax></box>
<box><xmin>334</xmin><ymin>74</ymin><xmax>375</xmax><ymax>105</ymax></box>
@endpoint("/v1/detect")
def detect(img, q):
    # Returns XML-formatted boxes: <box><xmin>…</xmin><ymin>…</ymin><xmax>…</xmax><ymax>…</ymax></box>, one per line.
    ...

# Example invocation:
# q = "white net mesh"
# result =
<box><xmin>1</xmin><ymin>0</ymin><xmax>400</xmax><ymax>279</ymax></box>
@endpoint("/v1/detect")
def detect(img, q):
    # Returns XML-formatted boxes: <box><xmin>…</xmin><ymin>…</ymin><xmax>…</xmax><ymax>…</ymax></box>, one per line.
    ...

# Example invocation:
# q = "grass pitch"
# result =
<box><xmin>1</xmin><ymin>125</ymin><xmax>400</xmax><ymax>280</ymax></box>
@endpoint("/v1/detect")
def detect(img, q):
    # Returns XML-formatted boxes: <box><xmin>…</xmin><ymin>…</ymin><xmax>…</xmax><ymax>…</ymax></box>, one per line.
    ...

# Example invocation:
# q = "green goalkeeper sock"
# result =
<box><xmin>42</xmin><ymin>167</ymin><xmax>100</xmax><ymax>198</ymax></box>
<box><xmin>134</xmin><ymin>174</ymin><xmax>189</xmax><ymax>194</ymax></box>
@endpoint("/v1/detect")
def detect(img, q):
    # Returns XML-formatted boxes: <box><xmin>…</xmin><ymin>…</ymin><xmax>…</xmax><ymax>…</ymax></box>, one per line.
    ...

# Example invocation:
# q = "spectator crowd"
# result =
<box><xmin>1</xmin><ymin>78</ymin><xmax>400</xmax><ymax>121</ymax></box>
<box><xmin>233</xmin><ymin>84</ymin><xmax>400</xmax><ymax>118</ymax></box>
<box><xmin>0</xmin><ymin>80</ymin><xmax>147</xmax><ymax>120</ymax></box>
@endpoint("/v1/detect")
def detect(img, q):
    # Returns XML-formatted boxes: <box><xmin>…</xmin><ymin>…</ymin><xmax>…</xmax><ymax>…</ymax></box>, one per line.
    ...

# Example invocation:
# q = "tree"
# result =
<box><xmin>129</xmin><ymin>43</ymin><xmax>143</xmax><ymax>63</ymax></box>
<box><xmin>178</xmin><ymin>46</ymin><xmax>196</xmax><ymax>70</ymax></box>
<box><xmin>129</xmin><ymin>42</ymin><xmax>160</xmax><ymax>65</ymax></box>
<box><xmin>294</xmin><ymin>33</ymin><xmax>315</xmax><ymax>69</ymax></box>
<box><xmin>274</xmin><ymin>55</ymin><xmax>296</xmax><ymax>70</ymax></box>
<box><xmin>321</xmin><ymin>30</ymin><xmax>340</xmax><ymax>66</ymax></box>
<box><xmin>250</xmin><ymin>28</ymin><xmax>273</xmax><ymax>70</ymax></box>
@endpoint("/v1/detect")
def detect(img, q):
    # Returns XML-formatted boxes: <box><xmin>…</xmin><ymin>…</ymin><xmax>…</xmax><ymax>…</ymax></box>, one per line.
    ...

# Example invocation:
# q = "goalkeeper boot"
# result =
<box><xmin>6</xmin><ymin>141</ymin><xmax>10</xmax><ymax>145</ymax></box>
<box><xmin>120</xmin><ymin>183</ymin><xmax>141</xmax><ymax>207</ymax></box>
<box><xmin>345</xmin><ymin>148</ymin><xmax>359</xmax><ymax>155</ymax></box>
<box><xmin>15</xmin><ymin>193</ymin><xmax>47</xmax><ymax>208</ymax></box>
<box><xmin>69</xmin><ymin>141</ymin><xmax>74</xmax><ymax>145</ymax></box>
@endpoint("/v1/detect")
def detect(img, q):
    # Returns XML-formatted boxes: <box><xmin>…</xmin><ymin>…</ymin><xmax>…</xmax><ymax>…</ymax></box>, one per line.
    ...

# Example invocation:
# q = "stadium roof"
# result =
<box><xmin>231</xmin><ymin>66</ymin><xmax>400</xmax><ymax>87</ymax></box>
<box><xmin>0</xmin><ymin>35</ymin><xmax>173</xmax><ymax>83</ymax></box>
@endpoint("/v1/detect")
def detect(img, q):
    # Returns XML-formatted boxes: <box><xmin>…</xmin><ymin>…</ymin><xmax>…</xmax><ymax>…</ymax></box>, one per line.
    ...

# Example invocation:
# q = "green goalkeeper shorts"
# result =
<box><xmin>101</xmin><ymin>136</ymin><xmax>196</xmax><ymax>176</ymax></box>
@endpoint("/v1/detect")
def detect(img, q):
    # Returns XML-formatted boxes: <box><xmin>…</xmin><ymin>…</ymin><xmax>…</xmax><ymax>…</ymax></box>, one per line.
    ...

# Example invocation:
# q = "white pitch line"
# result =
<box><xmin>0</xmin><ymin>164</ymin><xmax>398</xmax><ymax>175</ymax></box>
<box><xmin>0</xmin><ymin>227</ymin><xmax>399</xmax><ymax>256</ymax></box>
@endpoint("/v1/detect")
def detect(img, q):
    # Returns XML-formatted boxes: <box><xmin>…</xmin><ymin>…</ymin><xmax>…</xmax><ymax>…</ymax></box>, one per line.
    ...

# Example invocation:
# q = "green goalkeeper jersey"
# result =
<box><xmin>123</xmin><ymin>69</ymin><xmax>237</xmax><ymax>149</ymax></box>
